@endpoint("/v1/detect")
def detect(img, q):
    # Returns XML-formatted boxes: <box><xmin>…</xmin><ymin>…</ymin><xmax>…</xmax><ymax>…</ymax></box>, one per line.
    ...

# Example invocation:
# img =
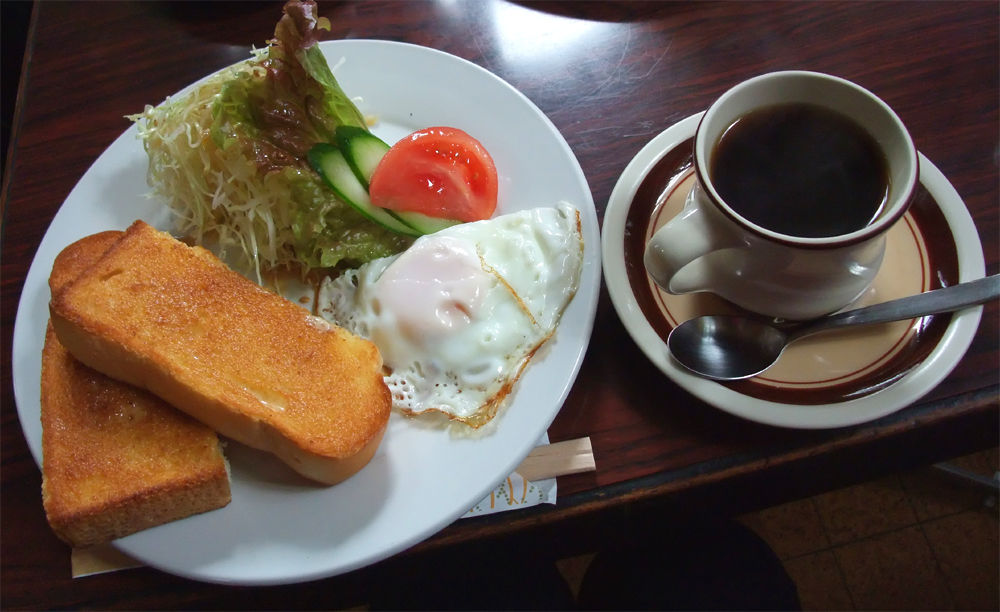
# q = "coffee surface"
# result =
<box><xmin>710</xmin><ymin>103</ymin><xmax>889</xmax><ymax>238</ymax></box>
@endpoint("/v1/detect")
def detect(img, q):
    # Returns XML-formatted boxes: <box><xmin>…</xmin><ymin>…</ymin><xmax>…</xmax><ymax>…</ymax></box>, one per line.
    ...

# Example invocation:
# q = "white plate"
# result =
<box><xmin>12</xmin><ymin>40</ymin><xmax>600</xmax><ymax>585</ymax></box>
<box><xmin>602</xmin><ymin>113</ymin><xmax>985</xmax><ymax>429</ymax></box>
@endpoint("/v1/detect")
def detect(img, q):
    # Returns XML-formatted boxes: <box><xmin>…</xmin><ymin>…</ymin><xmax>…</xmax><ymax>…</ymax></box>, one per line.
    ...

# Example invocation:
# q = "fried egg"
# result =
<box><xmin>318</xmin><ymin>203</ymin><xmax>583</xmax><ymax>427</ymax></box>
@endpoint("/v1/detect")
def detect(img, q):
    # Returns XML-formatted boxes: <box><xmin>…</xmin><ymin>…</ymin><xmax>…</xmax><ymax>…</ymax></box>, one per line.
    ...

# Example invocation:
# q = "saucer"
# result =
<box><xmin>602</xmin><ymin>113</ymin><xmax>986</xmax><ymax>429</ymax></box>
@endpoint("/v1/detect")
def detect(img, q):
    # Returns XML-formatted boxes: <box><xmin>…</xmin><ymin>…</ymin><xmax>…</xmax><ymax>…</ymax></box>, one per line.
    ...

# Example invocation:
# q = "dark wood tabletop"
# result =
<box><xmin>3</xmin><ymin>1</ymin><xmax>997</xmax><ymax>607</ymax></box>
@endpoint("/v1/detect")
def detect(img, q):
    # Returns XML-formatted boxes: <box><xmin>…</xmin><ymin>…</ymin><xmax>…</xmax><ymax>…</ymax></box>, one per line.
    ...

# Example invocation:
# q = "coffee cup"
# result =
<box><xmin>643</xmin><ymin>71</ymin><xmax>918</xmax><ymax>320</ymax></box>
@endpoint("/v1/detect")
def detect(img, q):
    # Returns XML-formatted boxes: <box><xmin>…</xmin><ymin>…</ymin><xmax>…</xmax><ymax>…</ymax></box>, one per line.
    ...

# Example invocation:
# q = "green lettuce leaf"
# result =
<box><xmin>210</xmin><ymin>0</ymin><xmax>367</xmax><ymax>172</ymax></box>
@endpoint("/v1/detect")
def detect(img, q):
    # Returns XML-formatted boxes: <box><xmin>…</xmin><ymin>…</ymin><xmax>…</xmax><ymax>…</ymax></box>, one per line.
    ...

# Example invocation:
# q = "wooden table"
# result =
<box><xmin>3</xmin><ymin>1</ymin><xmax>996</xmax><ymax>607</ymax></box>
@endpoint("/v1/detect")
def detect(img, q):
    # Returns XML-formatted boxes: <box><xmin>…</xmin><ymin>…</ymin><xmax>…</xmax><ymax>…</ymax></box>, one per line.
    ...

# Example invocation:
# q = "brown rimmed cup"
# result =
<box><xmin>644</xmin><ymin>71</ymin><xmax>919</xmax><ymax>320</ymax></box>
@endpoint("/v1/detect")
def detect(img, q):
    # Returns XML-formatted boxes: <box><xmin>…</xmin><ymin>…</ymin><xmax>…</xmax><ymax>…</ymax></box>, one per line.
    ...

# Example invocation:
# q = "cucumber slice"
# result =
<box><xmin>307</xmin><ymin>143</ymin><xmax>419</xmax><ymax>237</ymax></box>
<box><xmin>328</xmin><ymin>127</ymin><xmax>467</xmax><ymax>236</ymax></box>
<box><xmin>388</xmin><ymin>210</ymin><xmax>462</xmax><ymax>235</ymax></box>
<box><xmin>335</xmin><ymin>126</ymin><xmax>390</xmax><ymax>189</ymax></box>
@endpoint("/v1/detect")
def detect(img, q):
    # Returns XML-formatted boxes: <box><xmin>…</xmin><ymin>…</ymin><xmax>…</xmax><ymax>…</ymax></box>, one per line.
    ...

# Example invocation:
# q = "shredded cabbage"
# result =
<box><xmin>127</xmin><ymin>1</ymin><xmax>411</xmax><ymax>282</ymax></box>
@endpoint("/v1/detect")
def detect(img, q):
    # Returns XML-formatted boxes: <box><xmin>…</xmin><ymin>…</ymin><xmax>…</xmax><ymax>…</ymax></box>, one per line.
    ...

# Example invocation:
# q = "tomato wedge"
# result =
<box><xmin>368</xmin><ymin>127</ymin><xmax>498</xmax><ymax>223</ymax></box>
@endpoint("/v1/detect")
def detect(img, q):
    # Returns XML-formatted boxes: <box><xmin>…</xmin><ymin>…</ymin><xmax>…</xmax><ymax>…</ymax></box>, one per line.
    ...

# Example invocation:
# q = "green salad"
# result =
<box><xmin>129</xmin><ymin>0</ymin><xmax>411</xmax><ymax>280</ymax></box>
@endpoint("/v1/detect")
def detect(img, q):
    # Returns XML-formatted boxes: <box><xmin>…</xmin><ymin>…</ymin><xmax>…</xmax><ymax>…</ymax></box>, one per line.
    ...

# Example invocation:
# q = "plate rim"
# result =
<box><xmin>601</xmin><ymin>112</ymin><xmax>985</xmax><ymax>429</ymax></box>
<box><xmin>11</xmin><ymin>38</ymin><xmax>600</xmax><ymax>584</ymax></box>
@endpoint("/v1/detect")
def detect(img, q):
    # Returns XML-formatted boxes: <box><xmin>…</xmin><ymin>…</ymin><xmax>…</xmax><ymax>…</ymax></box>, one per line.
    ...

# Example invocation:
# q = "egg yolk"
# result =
<box><xmin>373</xmin><ymin>236</ymin><xmax>490</xmax><ymax>345</ymax></box>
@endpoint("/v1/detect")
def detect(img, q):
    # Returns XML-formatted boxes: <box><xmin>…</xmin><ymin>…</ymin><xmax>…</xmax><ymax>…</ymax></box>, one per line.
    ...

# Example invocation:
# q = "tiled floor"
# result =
<box><xmin>750</xmin><ymin>446</ymin><xmax>999</xmax><ymax>611</ymax></box>
<box><xmin>556</xmin><ymin>447</ymin><xmax>999</xmax><ymax>610</ymax></box>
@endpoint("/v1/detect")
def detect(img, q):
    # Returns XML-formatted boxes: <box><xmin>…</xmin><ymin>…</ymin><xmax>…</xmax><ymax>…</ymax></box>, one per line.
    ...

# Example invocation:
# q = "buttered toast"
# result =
<box><xmin>50</xmin><ymin>221</ymin><xmax>391</xmax><ymax>485</ymax></box>
<box><xmin>42</xmin><ymin>231</ymin><xmax>230</xmax><ymax>548</ymax></box>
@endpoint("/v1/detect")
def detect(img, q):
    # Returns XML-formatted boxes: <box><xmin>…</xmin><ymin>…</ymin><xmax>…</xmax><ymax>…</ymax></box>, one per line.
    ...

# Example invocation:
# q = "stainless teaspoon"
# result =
<box><xmin>667</xmin><ymin>275</ymin><xmax>999</xmax><ymax>381</ymax></box>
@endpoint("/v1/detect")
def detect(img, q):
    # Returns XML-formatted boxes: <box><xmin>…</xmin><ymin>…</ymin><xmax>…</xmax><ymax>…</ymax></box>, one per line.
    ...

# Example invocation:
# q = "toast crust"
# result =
<box><xmin>42</xmin><ymin>231</ymin><xmax>230</xmax><ymax>548</ymax></box>
<box><xmin>50</xmin><ymin>221</ymin><xmax>391</xmax><ymax>485</ymax></box>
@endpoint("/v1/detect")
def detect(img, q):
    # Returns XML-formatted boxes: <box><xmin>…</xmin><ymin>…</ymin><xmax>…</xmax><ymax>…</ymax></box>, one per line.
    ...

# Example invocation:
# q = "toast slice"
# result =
<box><xmin>42</xmin><ymin>231</ymin><xmax>231</xmax><ymax>548</ymax></box>
<box><xmin>50</xmin><ymin>221</ymin><xmax>391</xmax><ymax>485</ymax></box>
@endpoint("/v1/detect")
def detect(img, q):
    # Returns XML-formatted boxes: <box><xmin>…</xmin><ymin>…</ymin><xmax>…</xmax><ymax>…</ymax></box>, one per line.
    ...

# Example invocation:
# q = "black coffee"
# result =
<box><xmin>709</xmin><ymin>103</ymin><xmax>890</xmax><ymax>238</ymax></box>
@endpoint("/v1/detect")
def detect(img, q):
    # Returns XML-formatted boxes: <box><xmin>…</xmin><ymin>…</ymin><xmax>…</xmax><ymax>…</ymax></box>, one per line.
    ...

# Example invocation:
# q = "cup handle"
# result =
<box><xmin>643</xmin><ymin>201</ymin><xmax>739</xmax><ymax>294</ymax></box>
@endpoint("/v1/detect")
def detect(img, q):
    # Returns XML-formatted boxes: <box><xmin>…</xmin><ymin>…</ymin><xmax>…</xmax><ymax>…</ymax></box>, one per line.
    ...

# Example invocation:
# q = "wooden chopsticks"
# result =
<box><xmin>516</xmin><ymin>437</ymin><xmax>596</xmax><ymax>481</ymax></box>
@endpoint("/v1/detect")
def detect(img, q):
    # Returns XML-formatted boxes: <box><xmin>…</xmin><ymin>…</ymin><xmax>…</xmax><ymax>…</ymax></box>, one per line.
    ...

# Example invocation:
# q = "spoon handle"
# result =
<box><xmin>792</xmin><ymin>274</ymin><xmax>1000</xmax><ymax>340</ymax></box>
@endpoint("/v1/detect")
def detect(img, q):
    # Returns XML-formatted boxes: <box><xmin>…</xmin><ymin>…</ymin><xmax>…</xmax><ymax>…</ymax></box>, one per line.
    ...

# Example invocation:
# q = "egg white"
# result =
<box><xmin>318</xmin><ymin>203</ymin><xmax>583</xmax><ymax>427</ymax></box>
